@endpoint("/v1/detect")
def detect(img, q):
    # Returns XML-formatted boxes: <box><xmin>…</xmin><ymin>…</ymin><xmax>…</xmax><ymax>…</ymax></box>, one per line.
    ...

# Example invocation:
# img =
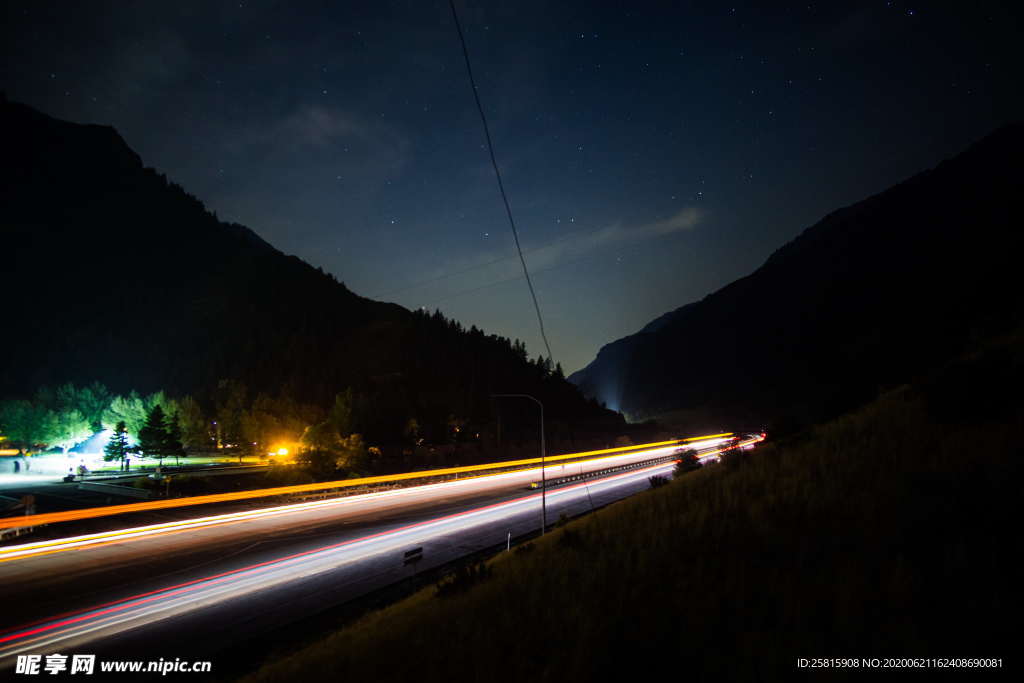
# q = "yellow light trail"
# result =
<box><xmin>0</xmin><ymin>434</ymin><xmax>760</xmax><ymax>562</ymax></box>
<box><xmin>0</xmin><ymin>435</ymin><xmax>733</xmax><ymax>530</ymax></box>
<box><xmin>0</xmin><ymin>436</ymin><xmax>748</xmax><ymax>562</ymax></box>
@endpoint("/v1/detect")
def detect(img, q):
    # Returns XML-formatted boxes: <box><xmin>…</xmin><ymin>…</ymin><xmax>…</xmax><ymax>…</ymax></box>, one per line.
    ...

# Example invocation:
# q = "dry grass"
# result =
<box><xmin>243</xmin><ymin>338</ymin><xmax>1023</xmax><ymax>682</ymax></box>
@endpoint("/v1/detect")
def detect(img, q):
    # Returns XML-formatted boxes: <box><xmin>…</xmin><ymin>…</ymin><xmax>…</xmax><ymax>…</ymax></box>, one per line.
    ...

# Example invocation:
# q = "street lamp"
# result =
<box><xmin>492</xmin><ymin>393</ymin><xmax>546</xmax><ymax>535</ymax></box>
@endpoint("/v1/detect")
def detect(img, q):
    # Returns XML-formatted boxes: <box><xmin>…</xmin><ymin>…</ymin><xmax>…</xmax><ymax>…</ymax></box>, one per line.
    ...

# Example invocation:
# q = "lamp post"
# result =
<box><xmin>492</xmin><ymin>393</ymin><xmax>546</xmax><ymax>535</ymax></box>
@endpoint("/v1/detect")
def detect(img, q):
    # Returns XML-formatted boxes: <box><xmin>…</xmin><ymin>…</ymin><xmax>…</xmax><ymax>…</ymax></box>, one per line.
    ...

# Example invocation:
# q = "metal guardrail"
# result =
<box><xmin>277</xmin><ymin>452</ymin><xmax>667</xmax><ymax>505</ymax></box>
<box><xmin>403</xmin><ymin>547</ymin><xmax>424</xmax><ymax>566</ymax></box>
<box><xmin>530</xmin><ymin>453</ymin><xmax>681</xmax><ymax>490</ymax></box>
<box><xmin>0</xmin><ymin>496</ymin><xmax>38</xmax><ymax>541</ymax></box>
<box><xmin>0</xmin><ymin>525</ymin><xmax>35</xmax><ymax>542</ymax></box>
<box><xmin>78</xmin><ymin>481</ymin><xmax>154</xmax><ymax>500</ymax></box>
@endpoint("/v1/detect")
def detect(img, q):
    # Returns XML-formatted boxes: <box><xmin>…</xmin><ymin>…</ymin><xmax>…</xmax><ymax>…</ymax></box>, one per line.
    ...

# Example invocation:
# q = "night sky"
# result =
<box><xmin>3</xmin><ymin>1</ymin><xmax>1022</xmax><ymax>373</ymax></box>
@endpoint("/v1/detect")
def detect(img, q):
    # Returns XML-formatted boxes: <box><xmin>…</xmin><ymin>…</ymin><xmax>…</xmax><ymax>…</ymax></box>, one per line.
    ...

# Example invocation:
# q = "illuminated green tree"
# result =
<box><xmin>137</xmin><ymin>404</ymin><xmax>170</xmax><ymax>463</ymax></box>
<box><xmin>81</xmin><ymin>381</ymin><xmax>113</xmax><ymax>431</ymax></box>
<box><xmin>54</xmin><ymin>381</ymin><xmax>111</xmax><ymax>431</ymax></box>
<box><xmin>103</xmin><ymin>391</ymin><xmax>173</xmax><ymax>440</ymax></box>
<box><xmin>103</xmin><ymin>421</ymin><xmax>130</xmax><ymax>464</ymax></box>
<box><xmin>336</xmin><ymin>433</ymin><xmax>368</xmax><ymax>472</ymax></box>
<box><xmin>301</xmin><ymin>432</ymin><xmax>367</xmax><ymax>478</ymax></box>
<box><xmin>0</xmin><ymin>400</ymin><xmax>47</xmax><ymax>450</ymax></box>
<box><xmin>44</xmin><ymin>408</ymin><xmax>92</xmax><ymax>454</ymax></box>
<box><xmin>301</xmin><ymin>420</ymin><xmax>339</xmax><ymax>453</ymax></box>
<box><xmin>103</xmin><ymin>392</ymin><xmax>148</xmax><ymax>438</ymax></box>
<box><xmin>236</xmin><ymin>411</ymin><xmax>259</xmax><ymax>459</ymax></box>
<box><xmin>215</xmin><ymin>379</ymin><xmax>248</xmax><ymax>450</ymax></box>
<box><xmin>176</xmin><ymin>396</ymin><xmax>209</xmax><ymax>452</ymax></box>
<box><xmin>165</xmin><ymin>413</ymin><xmax>185</xmax><ymax>465</ymax></box>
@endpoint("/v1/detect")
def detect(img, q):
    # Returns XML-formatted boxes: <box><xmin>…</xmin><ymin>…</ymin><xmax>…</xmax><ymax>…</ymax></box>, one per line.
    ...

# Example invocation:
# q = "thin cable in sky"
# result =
<box><xmin>417</xmin><ymin>247</ymin><xmax>621</xmax><ymax>310</ymax></box>
<box><xmin>448</xmin><ymin>0</ymin><xmax>555</xmax><ymax>364</ymax></box>
<box><xmin>368</xmin><ymin>222</ymin><xmax>608</xmax><ymax>300</ymax></box>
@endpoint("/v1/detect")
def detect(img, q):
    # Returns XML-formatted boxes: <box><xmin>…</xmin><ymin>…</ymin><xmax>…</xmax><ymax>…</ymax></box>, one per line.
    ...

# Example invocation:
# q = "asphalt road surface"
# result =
<box><xmin>0</xmin><ymin>437</ymin><xmax>755</xmax><ymax>677</ymax></box>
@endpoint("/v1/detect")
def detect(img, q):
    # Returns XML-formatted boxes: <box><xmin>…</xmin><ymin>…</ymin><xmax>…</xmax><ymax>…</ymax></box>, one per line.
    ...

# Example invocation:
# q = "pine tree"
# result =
<box><xmin>138</xmin><ymin>405</ymin><xmax>169</xmax><ymax>464</ymax></box>
<box><xmin>165</xmin><ymin>413</ymin><xmax>185</xmax><ymax>465</ymax></box>
<box><xmin>554</xmin><ymin>362</ymin><xmax>566</xmax><ymax>380</ymax></box>
<box><xmin>103</xmin><ymin>421</ymin><xmax>130</xmax><ymax>465</ymax></box>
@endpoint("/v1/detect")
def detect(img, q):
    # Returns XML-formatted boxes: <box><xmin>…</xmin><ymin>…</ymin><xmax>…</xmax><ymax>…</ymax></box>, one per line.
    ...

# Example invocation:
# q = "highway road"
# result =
<box><xmin>0</xmin><ymin>435</ymin><xmax>760</xmax><ymax>676</ymax></box>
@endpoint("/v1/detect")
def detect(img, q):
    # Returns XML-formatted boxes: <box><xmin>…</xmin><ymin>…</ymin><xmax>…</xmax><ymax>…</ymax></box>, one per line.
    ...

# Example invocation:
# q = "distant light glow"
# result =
<box><xmin>71</xmin><ymin>429</ymin><xmax>113</xmax><ymax>459</ymax></box>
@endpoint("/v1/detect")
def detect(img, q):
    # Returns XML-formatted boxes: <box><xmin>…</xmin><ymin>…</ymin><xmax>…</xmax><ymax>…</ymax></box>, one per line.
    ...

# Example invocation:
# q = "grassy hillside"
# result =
<box><xmin>243</xmin><ymin>333</ymin><xmax>1022</xmax><ymax>682</ymax></box>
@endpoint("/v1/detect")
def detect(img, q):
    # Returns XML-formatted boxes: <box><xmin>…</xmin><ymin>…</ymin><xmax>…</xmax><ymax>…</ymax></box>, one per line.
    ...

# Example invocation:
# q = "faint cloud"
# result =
<box><xmin>532</xmin><ymin>207</ymin><xmax>704</xmax><ymax>268</ymax></box>
<box><xmin>582</xmin><ymin>207</ymin><xmax>703</xmax><ymax>250</ymax></box>
<box><xmin>405</xmin><ymin>207</ymin><xmax>704</xmax><ymax>298</ymax></box>
<box><xmin>278</xmin><ymin>105</ymin><xmax>365</xmax><ymax>147</ymax></box>
<box><xmin>207</xmin><ymin>104</ymin><xmax>411</xmax><ymax>240</ymax></box>
<box><xmin>226</xmin><ymin>104</ymin><xmax>410</xmax><ymax>177</ymax></box>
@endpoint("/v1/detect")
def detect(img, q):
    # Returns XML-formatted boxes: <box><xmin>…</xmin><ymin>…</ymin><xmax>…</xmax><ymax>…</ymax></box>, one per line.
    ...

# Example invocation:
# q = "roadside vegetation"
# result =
<box><xmin>242</xmin><ymin>333</ymin><xmax>1022</xmax><ymax>682</ymax></box>
<box><xmin>0</xmin><ymin>373</ymin><xmax>642</xmax><ymax>482</ymax></box>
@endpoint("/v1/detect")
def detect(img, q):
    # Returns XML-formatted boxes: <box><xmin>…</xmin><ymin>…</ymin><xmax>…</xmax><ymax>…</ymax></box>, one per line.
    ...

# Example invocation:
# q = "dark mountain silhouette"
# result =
<box><xmin>0</xmin><ymin>99</ymin><xmax>620</xmax><ymax>440</ymax></box>
<box><xmin>570</xmin><ymin>123</ymin><xmax>1024</xmax><ymax>429</ymax></box>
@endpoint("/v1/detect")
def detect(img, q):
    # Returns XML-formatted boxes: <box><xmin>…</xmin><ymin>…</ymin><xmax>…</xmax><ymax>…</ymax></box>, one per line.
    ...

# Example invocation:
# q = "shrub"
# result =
<box><xmin>674</xmin><ymin>448</ymin><xmax>701</xmax><ymax>476</ymax></box>
<box><xmin>434</xmin><ymin>562</ymin><xmax>493</xmax><ymax>598</ymax></box>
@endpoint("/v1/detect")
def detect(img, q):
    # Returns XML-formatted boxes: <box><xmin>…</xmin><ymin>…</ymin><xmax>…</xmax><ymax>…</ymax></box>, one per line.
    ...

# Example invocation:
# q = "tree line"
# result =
<box><xmin>0</xmin><ymin>310</ymin><xmax>621</xmax><ymax>474</ymax></box>
<box><xmin>0</xmin><ymin>380</ymin><xmax>318</xmax><ymax>463</ymax></box>
<box><xmin>3</xmin><ymin>102</ymin><xmax>619</xmax><ymax>472</ymax></box>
